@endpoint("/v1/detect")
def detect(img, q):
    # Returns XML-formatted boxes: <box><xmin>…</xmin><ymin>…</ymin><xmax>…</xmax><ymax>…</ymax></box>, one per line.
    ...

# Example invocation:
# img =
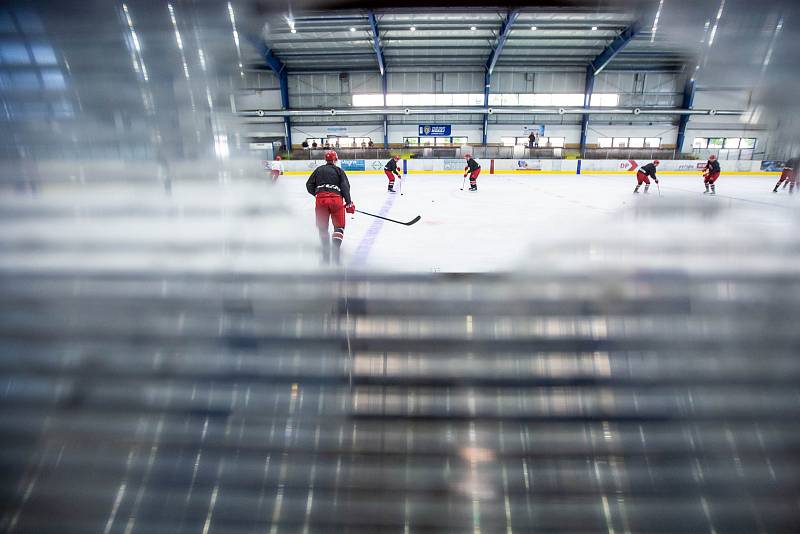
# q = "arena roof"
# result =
<box><xmin>251</xmin><ymin>8</ymin><xmax>692</xmax><ymax>73</ymax></box>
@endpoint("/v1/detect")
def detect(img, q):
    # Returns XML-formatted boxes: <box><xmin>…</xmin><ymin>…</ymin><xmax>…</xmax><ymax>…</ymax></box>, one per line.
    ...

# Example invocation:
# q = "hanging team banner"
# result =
<box><xmin>418</xmin><ymin>124</ymin><xmax>451</xmax><ymax>137</ymax></box>
<box><xmin>522</xmin><ymin>125</ymin><xmax>545</xmax><ymax>136</ymax></box>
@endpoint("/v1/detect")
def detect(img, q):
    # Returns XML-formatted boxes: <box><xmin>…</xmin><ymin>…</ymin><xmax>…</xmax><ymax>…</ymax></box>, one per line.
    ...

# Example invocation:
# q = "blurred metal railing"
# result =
<box><xmin>1</xmin><ymin>187</ymin><xmax>799</xmax><ymax>533</ymax></box>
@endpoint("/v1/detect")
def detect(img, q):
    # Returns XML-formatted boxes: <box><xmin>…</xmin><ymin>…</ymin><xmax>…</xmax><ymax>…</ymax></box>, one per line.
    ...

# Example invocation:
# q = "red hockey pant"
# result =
<box><xmin>636</xmin><ymin>171</ymin><xmax>650</xmax><ymax>185</ymax></box>
<box><xmin>468</xmin><ymin>168</ymin><xmax>481</xmax><ymax>186</ymax></box>
<box><xmin>315</xmin><ymin>192</ymin><xmax>345</xmax><ymax>237</ymax></box>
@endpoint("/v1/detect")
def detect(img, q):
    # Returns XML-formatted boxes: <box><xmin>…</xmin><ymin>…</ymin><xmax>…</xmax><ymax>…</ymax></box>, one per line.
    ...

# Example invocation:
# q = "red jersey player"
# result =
<box><xmin>634</xmin><ymin>160</ymin><xmax>660</xmax><ymax>194</ymax></box>
<box><xmin>702</xmin><ymin>154</ymin><xmax>721</xmax><ymax>194</ymax></box>
<box><xmin>464</xmin><ymin>154</ymin><xmax>481</xmax><ymax>192</ymax></box>
<box><xmin>773</xmin><ymin>157</ymin><xmax>798</xmax><ymax>194</ymax></box>
<box><xmin>305</xmin><ymin>151</ymin><xmax>355</xmax><ymax>265</ymax></box>
<box><xmin>384</xmin><ymin>155</ymin><xmax>401</xmax><ymax>192</ymax></box>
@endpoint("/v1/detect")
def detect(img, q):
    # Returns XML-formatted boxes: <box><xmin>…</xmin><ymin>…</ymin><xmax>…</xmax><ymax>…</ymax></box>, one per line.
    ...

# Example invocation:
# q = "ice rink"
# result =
<box><xmin>1</xmin><ymin>171</ymin><xmax>797</xmax><ymax>274</ymax></box>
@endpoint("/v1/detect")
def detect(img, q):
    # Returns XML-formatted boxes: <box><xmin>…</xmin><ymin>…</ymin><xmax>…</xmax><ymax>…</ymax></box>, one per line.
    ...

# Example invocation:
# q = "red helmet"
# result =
<box><xmin>324</xmin><ymin>150</ymin><xmax>338</xmax><ymax>162</ymax></box>
<box><xmin>464</xmin><ymin>153</ymin><xmax>472</xmax><ymax>159</ymax></box>
<box><xmin>708</xmin><ymin>154</ymin><xmax>717</xmax><ymax>160</ymax></box>
<box><xmin>653</xmin><ymin>159</ymin><xmax>660</xmax><ymax>165</ymax></box>
<box><xmin>275</xmin><ymin>155</ymin><xmax>281</xmax><ymax>161</ymax></box>
<box><xmin>394</xmin><ymin>155</ymin><xmax>400</xmax><ymax>160</ymax></box>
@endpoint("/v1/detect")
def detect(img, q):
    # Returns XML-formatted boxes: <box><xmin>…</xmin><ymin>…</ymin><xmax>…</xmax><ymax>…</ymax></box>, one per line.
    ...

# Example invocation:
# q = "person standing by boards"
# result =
<box><xmin>464</xmin><ymin>154</ymin><xmax>481</xmax><ymax>192</ymax></box>
<box><xmin>384</xmin><ymin>155</ymin><xmax>401</xmax><ymax>192</ymax></box>
<box><xmin>634</xmin><ymin>160</ymin><xmax>660</xmax><ymax>194</ymax></box>
<box><xmin>270</xmin><ymin>155</ymin><xmax>284</xmax><ymax>183</ymax></box>
<box><xmin>702</xmin><ymin>154</ymin><xmax>721</xmax><ymax>195</ymax></box>
<box><xmin>305</xmin><ymin>151</ymin><xmax>355</xmax><ymax>265</ymax></box>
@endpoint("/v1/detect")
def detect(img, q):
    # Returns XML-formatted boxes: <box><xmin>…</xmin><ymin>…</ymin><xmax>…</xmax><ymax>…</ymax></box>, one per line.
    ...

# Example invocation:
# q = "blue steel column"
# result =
<box><xmin>483</xmin><ymin>10</ymin><xmax>519</xmax><ymax>146</ymax></box>
<box><xmin>482</xmin><ymin>71</ymin><xmax>490</xmax><ymax>145</ymax></box>
<box><xmin>382</xmin><ymin>71</ymin><xmax>388</xmax><ymax>148</ymax></box>
<box><xmin>279</xmin><ymin>71</ymin><xmax>292</xmax><ymax>150</ymax></box>
<box><xmin>251</xmin><ymin>36</ymin><xmax>292</xmax><ymax>150</ymax></box>
<box><xmin>675</xmin><ymin>78</ymin><xmax>695</xmax><ymax>155</ymax></box>
<box><xmin>580</xmin><ymin>67</ymin><xmax>594</xmax><ymax>157</ymax></box>
<box><xmin>579</xmin><ymin>22</ymin><xmax>640</xmax><ymax>156</ymax></box>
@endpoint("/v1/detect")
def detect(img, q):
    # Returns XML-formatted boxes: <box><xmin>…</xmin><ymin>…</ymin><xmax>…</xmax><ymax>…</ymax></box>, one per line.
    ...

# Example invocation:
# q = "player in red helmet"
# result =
<box><xmin>634</xmin><ymin>160</ymin><xmax>660</xmax><ymax>194</ymax></box>
<box><xmin>702</xmin><ymin>154</ymin><xmax>721</xmax><ymax>194</ymax></box>
<box><xmin>270</xmin><ymin>155</ymin><xmax>283</xmax><ymax>183</ymax></box>
<box><xmin>464</xmin><ymin>153</ymin><xmax>481</xmax><ymax>192</ymax></box>
<box><xmin>306</xmin><ymin>150</ymin><xmax>354</xmax><ymax>265</ymax></box>
<box><xmin>384</xmin><ymin>155</ymin><xmax>401</xmax><ymax>192</ymax></box>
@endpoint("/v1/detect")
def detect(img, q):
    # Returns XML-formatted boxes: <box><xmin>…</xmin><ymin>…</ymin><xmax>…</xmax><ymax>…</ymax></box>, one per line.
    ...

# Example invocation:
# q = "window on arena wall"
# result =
<box><xmin>724</xmin><ymin>138</ymin><xmax>740</xmax><ymax>149</ymax></box>
<box><xmin>351</xmin><ymin>94</ymin><xmax>384</xmax><ymax>107</ymax></box>
<box><xmin>645</xmin><ymin>137</ymin><xmax>661</xmax><ymax>148</ymax></box>
<box><xmin>628</xmin><ymin>138</ymin><xmax>645</xmax><ymax>148</ymax></box>
<box><xmin>739</xmin><ymin>138</ymin><xmax>756</xmax><ymax>149</ymax></box>
<box><xmin>541</xmin><ymin>137</ymin><xmax>565</xmax><ymax>148</ymax></box>
<box><xmin>692</xmin><ymin>137</ymin><xmax>757</xmax><ymax>150</ymax></box>
<box><xmin>598</xmin><ymin>137</ymin><xmax>661</xmax><ymax>148</ymax></box>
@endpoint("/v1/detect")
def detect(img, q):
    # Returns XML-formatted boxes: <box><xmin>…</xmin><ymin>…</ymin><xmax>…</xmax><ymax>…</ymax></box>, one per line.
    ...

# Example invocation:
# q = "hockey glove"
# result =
<box><xmin>345</xmin><ymin>203</ymin><xmax>355</xmax><ymax>214</ymax></box>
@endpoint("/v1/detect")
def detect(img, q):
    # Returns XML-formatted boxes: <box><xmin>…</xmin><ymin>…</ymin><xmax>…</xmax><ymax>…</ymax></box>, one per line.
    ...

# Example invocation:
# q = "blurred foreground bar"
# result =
<box><xmin>1</xmin><ymin>263</ymin><xmax>799</xmax><ymax>533</ymax></box>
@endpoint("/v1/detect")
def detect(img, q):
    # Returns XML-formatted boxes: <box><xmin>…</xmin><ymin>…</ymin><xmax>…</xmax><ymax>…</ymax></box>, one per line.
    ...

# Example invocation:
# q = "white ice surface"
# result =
<box><xmin>0</xmin><ymin>172</ymin><xmax>797</xmax><ymax>274</ymax></box>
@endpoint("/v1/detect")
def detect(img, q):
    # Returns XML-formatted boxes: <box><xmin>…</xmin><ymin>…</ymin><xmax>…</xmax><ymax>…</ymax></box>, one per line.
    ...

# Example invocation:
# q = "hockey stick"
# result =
<box><xmin>656</xmin><ymin>181</ymin><xmax>661</xmax><ymax>196</ymax></box>
<box><xmin>460</xmin><ymin>174</ymin><xmax>467</xmax><ymax>191</ymax></box>
<box><xmin>355</xmin><ymin>209</ymin><xmax>421</xmax><ymax>226</ymax></box>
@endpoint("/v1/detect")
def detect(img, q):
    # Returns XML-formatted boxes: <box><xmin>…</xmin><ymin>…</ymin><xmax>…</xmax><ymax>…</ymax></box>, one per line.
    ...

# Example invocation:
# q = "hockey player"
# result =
<box><xmin>702</xmin><ymin>154</ymin><xmax>721</xmax><ymax>194</ymax></box>
<box><xmin>464</xmin><ymin>153</ymin><xmax>481</xmax><ymax>192</ymax></box>
<box><xmin>634</xmin><ymin>160</ymin><xmax>660</xmax><ymax>194</ymax></box>
<box><xmin>773</xmin><ymin>157</ymin><xmax>798</xmax><ymax>194</ymax></box>
<box><xmin>384</xmin><ymin>155</ymin><xmax>401</xmax><ymax>192</ymax></box>
<box><xmin>305</xmin><ymin>151</ymin><xmax>355</xmax><ymax>265</ymax></box>
<box><xmin>270</xmin><ymin>155</ymin><xmax>283</xmax><ymax>183</ymax></box>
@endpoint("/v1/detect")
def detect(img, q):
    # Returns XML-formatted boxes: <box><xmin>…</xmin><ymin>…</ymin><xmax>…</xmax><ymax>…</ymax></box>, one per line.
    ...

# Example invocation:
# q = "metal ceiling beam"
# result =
<box><xmin>580</xmin><ymin>21</ymin><xmax>641</xmax><ymax>155</ymax></box>
<box><xmin>239</xmin><ymin>106</ymin><xmax>740</xmax><ymax>117</ymax></box>
<box><xmin>368</xmin><ymin>10</ymin><xmax>389</xmax><ymax>147</ymax></box>
<box><xmin>588</xmin><ymin>20</ymin><xmax>641</xmax><ymax>76</ymax></box>
<box><xmin>483</xmin><ymin>9</ymin><xmax>519</xmax><ymax>144</ymax></box>
<box><xmin>486</xmin><ymin>9</ymin><xmax>520</xmax><ymax>77</ymax></box>
<box><xmin>367</xmin><ymin>11</ymin><xmax>386</xmax><ymax>76</ymax></box>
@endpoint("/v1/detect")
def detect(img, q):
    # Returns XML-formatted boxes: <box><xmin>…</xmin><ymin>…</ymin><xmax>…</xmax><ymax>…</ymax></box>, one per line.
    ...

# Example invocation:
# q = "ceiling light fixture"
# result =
<box><xmin>530</xmin><ymin>26</ymin><xmax>537</xmax><ymax>31</ymax></box>
<box><xmin>591</xmin><ymin>26</ymin><xmax>598</xmax><ymax>31</ymax></box>
<box><xmin>350</xmin><ymin>27</ymin><xmax>356</xmax><ymax>32</ymax></box>
<box><xmin>410</xmin><ymin>26</ymin><xmax>416</xmax><ymax>31</ymax></box>
<box><xmin>470</xmin><ymin>26</ymin><xmax>477</xmax><ymax>31</ymax></box>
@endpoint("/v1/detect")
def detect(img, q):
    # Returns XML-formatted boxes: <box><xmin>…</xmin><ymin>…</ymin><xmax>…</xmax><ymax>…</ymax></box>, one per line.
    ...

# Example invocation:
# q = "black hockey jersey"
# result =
<box><xmin>704</xmin><ymin>159</ymin><xmax>721</xmax><ymax>173</ymax></box>
<box><xmin>639</xmin><ymin>162</ymin><xmax>658</xmax><ymax>178</ymax></box>
<box><xmin>306</xmin><ymin>162</ymin><xmax>352</xmax><ymax>204</ymax></box>
<box><xmin>385</xmin><ymin>158</ymin><xmax>400</xmax><ymax>173</ymax></box>
<box><xmin>465</xmin><ymin>158</ymin><xmax>480</xmax><ymax>172</ymax></box>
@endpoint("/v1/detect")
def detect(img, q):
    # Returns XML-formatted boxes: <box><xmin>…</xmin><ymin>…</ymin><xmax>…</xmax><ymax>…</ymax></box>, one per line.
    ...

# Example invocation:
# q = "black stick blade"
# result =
<box><xmin>404</xmin><ymin>215</ymin><xmax>422</xmax><ymax>226</ymax></box>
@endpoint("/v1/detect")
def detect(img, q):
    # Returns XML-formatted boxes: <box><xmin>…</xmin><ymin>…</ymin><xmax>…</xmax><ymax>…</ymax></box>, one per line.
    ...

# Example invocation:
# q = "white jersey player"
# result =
<box><xmin>270</xmin><ymin>156</ymin><xmax>284</xmax><ymax>183</ymax></box>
